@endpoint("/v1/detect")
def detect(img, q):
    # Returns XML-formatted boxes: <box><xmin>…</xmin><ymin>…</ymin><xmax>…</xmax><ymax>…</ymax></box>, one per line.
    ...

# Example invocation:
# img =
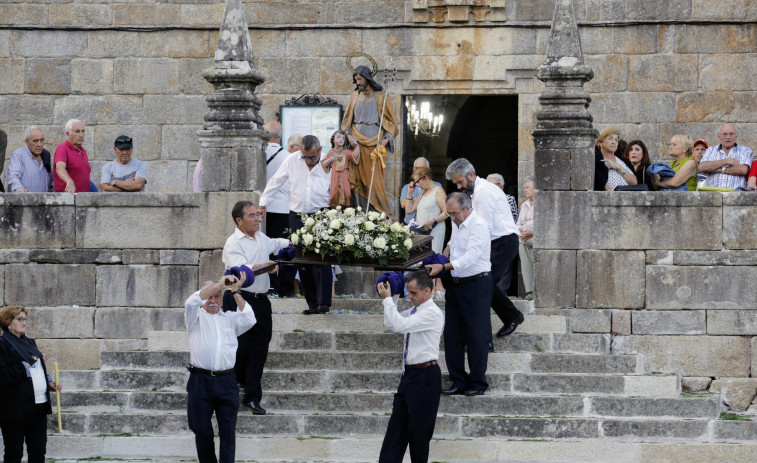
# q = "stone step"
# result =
<box><xmin>51</xmin><ymin>411</ymin><xmax>719</xmax><ymax>440</ymax></box>
<box><xmin>100</xmin><ymin>351</ymin><xmax>642</xmax><ymax>374</ymax></box>
<box><xmin>148</xmin><ymin>330</ymin><xmax>605</xmax><ymax>354</ymax></box>
<box><xmin>56</xmin><ymin>391</ymin><xmax>718</xmax><ymax>419</ymax></box>
<box><xmin>62</xmin><ymin>370</ymin><xmax>678</xmax><ymax>397</ymax></box>
<box><xmin>29</xmin><ymin>436</ymin><xmax>757</xmax><ymax>462</ymax></box>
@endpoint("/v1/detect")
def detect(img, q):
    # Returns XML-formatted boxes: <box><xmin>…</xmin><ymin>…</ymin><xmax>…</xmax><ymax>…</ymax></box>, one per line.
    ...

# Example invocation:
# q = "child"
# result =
<box><xmin>321</xmin><ymin>130</ymin><xmax>358</xmax><ymax>208</ymax></box>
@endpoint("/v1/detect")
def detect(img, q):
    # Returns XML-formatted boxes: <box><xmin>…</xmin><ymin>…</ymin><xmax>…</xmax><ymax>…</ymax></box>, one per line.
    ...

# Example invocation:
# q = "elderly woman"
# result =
<box><xmin>655</xmin><ymin>134</ymin><xmax>698</xmax><ymax>191</ymax></box>
<box><xmin>516</xmin><ymin>178</ymin><xmax>535</xmax><ymax>299</ymax></box>
<box><xmin>625</xmin><ymin>140</ymin><xmax>654</xmax><ymax>190</ymax></box>
<box><xmin>404</xmin><ymin>166</ymin><xmax>447</xmax><ymax>255</ymax></box>
<box><xmin>0</xmin><ymin>305</ymin><xmax>60</xmax><ymax>463</ymax></box>
<box><xmin>594</xmin><ymin>128</ymin><xmax>637</xmax><ymax>191</ymax></box>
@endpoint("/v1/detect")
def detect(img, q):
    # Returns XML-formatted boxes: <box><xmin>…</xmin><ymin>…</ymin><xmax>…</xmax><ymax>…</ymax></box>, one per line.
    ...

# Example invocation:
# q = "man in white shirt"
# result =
<box><xmin>428</xmin><ymin>192</ymin><xmax>493</xmax><ymax>396</ymax></box>
<box><xmin>377</xmin><ymin>270</ymin><xmax>444</xmax><ymax>463</ymax></box>
<box><xmin>222</xmin><ymin>199</ymin><xmax>289</xmax><ymax>415</ymax></box>
<box><xmin>264</xmin><ymin>124</ymin><xmax>297</xmax><ymax>297</ymax></box>
<box><xmin>184</xmin><ymin>274</ymin><xmax>256</xmax><ymax>463</ymax></box>
<box><xmin>260</xmin><ymin>134</ymin><xmax>332</xmax><ymax>314</ymax></box>
<box><xmin>699</xmin><ymin>123</ymin><xmax>753</xmax><ymax>190</ymax></box>
<box><xmin>447</xmin><ymin>158</ymin><xmax>524</xmax><ymax>338</ymax></box>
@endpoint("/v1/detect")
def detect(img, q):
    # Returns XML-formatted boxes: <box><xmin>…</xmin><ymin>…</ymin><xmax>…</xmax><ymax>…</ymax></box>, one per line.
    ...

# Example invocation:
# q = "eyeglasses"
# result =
<box><xmin>302</xmin><ymin>155</ymin><xmax>319</xmax><ymax>161</ymax></box>
<box><xmin>445</xmin><ymin>208</ymin><xmax>467</xmax><ymax>218</ymax></box>
<box><xmin>15</xmin><ymin>317</ymin><xmax>27</xmax><ymax>324</ymax></box>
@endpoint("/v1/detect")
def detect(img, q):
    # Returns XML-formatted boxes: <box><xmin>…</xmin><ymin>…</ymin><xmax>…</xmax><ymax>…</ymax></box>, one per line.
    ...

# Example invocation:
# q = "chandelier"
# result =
<box><xmin>406</xmin><ymin>96</ymin><xmax>444</xmax><ymax>137</ymax></box>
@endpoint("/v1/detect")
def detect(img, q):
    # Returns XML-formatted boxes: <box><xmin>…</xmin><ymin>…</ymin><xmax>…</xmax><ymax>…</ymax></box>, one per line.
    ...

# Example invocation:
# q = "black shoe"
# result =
<box><xmin>242</xmin><ymin>401</ymin><xmax>266</xmax><ymax>415</ymax></box>
<box><xmin>496</xmin><ymin>312</ymin><xmax>525</xmax><ymax>337</ymax></box>
<box><xmin>317</xmin><ymin>306</ymin><xmax>330</xmax><ymax>314</ymax></box>
<box><xmin>488</xmin><ymin>342</ymin><xmax>494</xmax><ymax>352</ymax></box>
<box><xmin>302</xmin><ymin>308</ymin><xmax>318</xmax><ymax>315</ymax></box>
<box><xmin>442</xmin><ymin>386</ymin><xmax>466</xmax><ymax>396</ymax></box>
<box><xmin>465</xmin><ymin>389</ymin><xmax>485</xmax><ymax>397</ymax></box>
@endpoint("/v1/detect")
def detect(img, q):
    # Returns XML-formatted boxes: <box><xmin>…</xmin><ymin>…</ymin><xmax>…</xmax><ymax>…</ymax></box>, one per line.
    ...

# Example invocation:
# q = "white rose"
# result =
<box><xmin>321</xmin><ymin>232</ymin><xmax>330</xmax><ymax>240</ymax></box>
<box><xmin>305</xmin><ymin>217</ymin><xmax>315</xmax><ymax>227</ymax></box>
<box><xmin>330</xmin><ymin>219</ymin><xmax>342</xmax><ymax>230</ymax></box>
<box><xmin>291</xmin><ymin>233</ymin><xmax>299</xmax><ymax>245</ymax></box>
<box><xmin>326</xmin><ymin>209</ymin><xmax>338</xmax><ymax>218</ymax></box>
<box><xmin>368</xmin><ymin>211</ymin><xmax>379</xmax><ymax>221</ymax></box>
<box><xmin>390</xmin><ymin>222</ymin><xmax>402</xmax><ymax>232</ymax></box>
<box><xmin>344</xmin><ymin>234</ymin><xmax>355</xmax><ymax>245</ymax></box>
<box><xmin>303</xmin><ymin>234</ymin><xmax>314</xmax><ymax>246</ymax></box>
<box><xmin>336</xmin><ymin>206</ymin><xmax>342</xmax><ymax>211</ymax></box>
<box><xmin>373</xmin><ymin>237</ymin><xmax>387</xmax><ymax>249</ymax></box>
<box><xmin>380</xmin><ymin>212</ymin><xmax>386</xmax><ymax>220</ymax></box>
<box><xmin>344</xmin><ymin>207</ymin><xmax>356</xmax><ymax>217</ymax></box>
<box><xmin>364</xmin><ymin>221</ymin><xmax>376</xmax><ymax>231</ymax></box>
<box><xmin>404</xmin><ymin>238</ymin><xmax>413</xmax><ymax>249</ymax></box>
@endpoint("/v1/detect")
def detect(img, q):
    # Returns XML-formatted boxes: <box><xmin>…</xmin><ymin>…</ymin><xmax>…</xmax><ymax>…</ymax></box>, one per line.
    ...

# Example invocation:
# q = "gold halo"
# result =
<box><xmin>346</xmin><ymin>52</ymin><xmax>378</xmax><ymax>77</ymax></box>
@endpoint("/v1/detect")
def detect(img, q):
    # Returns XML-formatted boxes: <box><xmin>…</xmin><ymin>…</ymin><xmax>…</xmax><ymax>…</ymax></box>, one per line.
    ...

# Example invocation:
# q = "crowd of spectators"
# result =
<box><xmin>594</xmin><ymin>123</ymin><xmax>755</xmax><ymax>192</ymax></box>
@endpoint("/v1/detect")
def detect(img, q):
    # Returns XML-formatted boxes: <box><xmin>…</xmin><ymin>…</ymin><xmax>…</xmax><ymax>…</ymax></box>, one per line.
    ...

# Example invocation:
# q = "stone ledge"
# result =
<box><xmin>29</xmin><ymin>249</ymin><xmax>122</xmax><ymax>264</ymax></box>
<box><xmin>723</xmin><ymin>191</ymin><xmax>757</xmax><ymax>206</ymax></box>
<box><xmin>0</xmin><ymin>193</ymin><xmax>74</xmax><ymax>206</ymax></box>
<box><xmin>589</xmin><ymin>191</ymin><xmax>723</xmax><ymax>207</ymax></box>
<box><xmin>74</xmin><ymin>192</ymin><xmax>202</xmax><ymax>207</ymax></box>
<box><xmin>0</xmin><ymin>249</ymin><xmax>30</xmax><ymax>263</ymax></box>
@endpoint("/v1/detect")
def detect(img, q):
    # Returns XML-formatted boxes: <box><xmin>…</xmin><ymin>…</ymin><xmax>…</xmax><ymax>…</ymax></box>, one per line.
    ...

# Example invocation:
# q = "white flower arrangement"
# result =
<box><xmin>291</xmin><ymin>206</ymin><xmax>415</xmax><ymax>265</ymax></box>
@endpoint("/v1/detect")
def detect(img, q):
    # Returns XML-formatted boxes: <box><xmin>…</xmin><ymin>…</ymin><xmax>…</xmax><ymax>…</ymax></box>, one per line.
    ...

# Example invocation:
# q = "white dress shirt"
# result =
<box><xmin>184</xmin><ymin>291</ymin><xmax>256</xmax><ymax>371</ymax></box>
<box><xmin>449</xmin><ymin>210</ymin><xmax>492</xmax><ymax>277</ymax></box>
<box><xmin>222</xmin><ymin>228</ymin><xmax>289</xmax><ymax>294</ymax></box>
<box><xmin>471</xmin><ymin>177</ymin><xmax>520</xmax><ymax>240</ymax></box>
<box><xmin>382</xmin><ymin>297</ymin><xmax>444</xmax><ymax>366</ymax></box>
<box><xmin>265</xmin><ymin>142</ymin><xmax>291</xmax><ymax>214</ymax></box>
<box><xmin>260</xmin><ymin>150</ymin><xmax>330</xmax><ymax>213</ymax></box>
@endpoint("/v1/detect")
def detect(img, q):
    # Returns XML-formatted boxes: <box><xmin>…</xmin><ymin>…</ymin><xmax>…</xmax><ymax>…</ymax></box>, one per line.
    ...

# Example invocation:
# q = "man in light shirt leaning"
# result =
<box><xmin>222</xmin><ymin>198</ymin><xmax>289</xmax><ymax>415</ymax></box>
<box><xmin>184</xmin><ymin>273</ymin><xmax>256</xmax><ymax>463</ymax></box>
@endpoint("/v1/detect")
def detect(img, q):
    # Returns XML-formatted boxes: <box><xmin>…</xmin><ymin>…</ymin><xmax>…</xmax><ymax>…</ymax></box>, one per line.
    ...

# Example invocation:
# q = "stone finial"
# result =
<box><xmin>214</xmin><ymin>0</ymin><xmax>254</xmax><ymax>63</ymax></box>
<box><xmin>531</xmin><ymin>0</ymin><xmax>597</xmax><ymax>192</ymax></box>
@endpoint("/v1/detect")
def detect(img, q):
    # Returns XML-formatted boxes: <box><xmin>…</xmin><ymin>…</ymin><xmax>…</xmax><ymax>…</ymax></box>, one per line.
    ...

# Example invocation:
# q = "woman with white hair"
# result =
<box><xmin>654</xmin><ymin>134</ymin><xmax>698</xmax><ymax>191</ymax></box>
<box><xmin>516</xmin><ymin>179</ymin><xmax>535</xmax><ymax>299</ymax></box>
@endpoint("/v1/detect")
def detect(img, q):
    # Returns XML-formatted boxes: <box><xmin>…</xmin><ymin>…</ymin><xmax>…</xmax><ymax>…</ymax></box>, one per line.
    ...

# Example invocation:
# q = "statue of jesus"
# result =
<box><xmin>341</xmin><ymin>65</ymin><xmax>398</xmax><ymax>215</ymax></box>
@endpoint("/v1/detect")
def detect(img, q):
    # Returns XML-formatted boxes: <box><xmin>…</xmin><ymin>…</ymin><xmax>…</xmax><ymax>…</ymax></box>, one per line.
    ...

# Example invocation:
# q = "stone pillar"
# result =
<box><xmin>530</xmin><ymin>0</ymin><xmax>596</xmax><ymax>309</ymax></box>
<box><xmin>530</xmin><ymin>0</ymin><xmax>597</xmax><ymax>192</ymax></box>
<box><xmin>197</xmin><ymin>0</ymin><xmax>267</xmax><ymax>192</ymax></box>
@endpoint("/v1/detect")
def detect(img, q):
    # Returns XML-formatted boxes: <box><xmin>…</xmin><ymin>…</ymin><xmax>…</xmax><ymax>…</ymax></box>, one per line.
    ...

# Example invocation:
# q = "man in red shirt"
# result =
<box><xmin>53</xmin><ymin>119</ymin><xmax>91</xmax><ymax>192</ymax></box>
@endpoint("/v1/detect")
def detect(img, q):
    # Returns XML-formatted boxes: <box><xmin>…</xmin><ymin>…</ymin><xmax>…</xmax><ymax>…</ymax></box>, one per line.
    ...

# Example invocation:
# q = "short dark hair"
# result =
<box><xmin>406</xmin><ymin>270</ymin><xmax>433</xmax><ymax>291</ymax></box>
<box><xmin>231</xmin><ymin>200</ymin><xmax>254</xmax><ymax>225</ymax></box>
<box><xmin>0</xmin><ymin>305</ymin><xmax>27</xmax><ymax>332</ymax></box>
<box><xmin>330</xmin><ymin>130</ymin><xmax>352</xmax><ymax>150</ymax></box>
<box><xmin>301</xmin><ymin>135</ymin><xmax>321</xmax><ymax>152</ymax></box>
<box><xmin>446</xmin><ymin>191</ymin><xmax>471</xmax><ymax>209</ymax></box>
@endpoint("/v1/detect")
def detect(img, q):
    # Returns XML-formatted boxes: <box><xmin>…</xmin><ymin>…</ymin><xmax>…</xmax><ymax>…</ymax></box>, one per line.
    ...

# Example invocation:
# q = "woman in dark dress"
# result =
<box><xmin>625</xmin><ymin>140</ymin><xmax>654</xmax><ymax>190</ymax></box>
<box><xmin>0</xmin><ymin>305</ymin><xmax>61</xmax><ymax>463</ymax></box>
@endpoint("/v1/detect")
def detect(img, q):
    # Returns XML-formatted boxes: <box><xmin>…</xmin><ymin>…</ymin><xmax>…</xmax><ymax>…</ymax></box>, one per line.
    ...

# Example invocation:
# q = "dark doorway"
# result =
<box><xmin>401</xmin><ymin>94</ymin><xmax>521</xmax><ymax>295</ymax></box>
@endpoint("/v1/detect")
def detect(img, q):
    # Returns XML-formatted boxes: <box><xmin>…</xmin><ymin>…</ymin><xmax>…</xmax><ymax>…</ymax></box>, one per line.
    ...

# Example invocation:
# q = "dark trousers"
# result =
<box><xmin>379</xmin><ymin>364</ymin><xmax>441</xmax><ymax>463</ymax></box>
<box><xmin>222</xmin><ymin>291</ymin><xmax>272</xmax><ymax>404</ymax></box>
<box><xmin>288</xmin><ymin>211</ymin><xmax>332</xmax><ymax>310</ymax></box>
<box><xmin>0</xmin><ymin>403</ymin><xmax>48</xmax><ymax>463</ymax></box>
<box><xmin>444</xmin><ymin>274</ymin><xmax>493</xmax><ymax>392</ymax></box>
<box><xmin>266</xmin><ymin>211</ymin><xmax>295</xmax><ymax>297</ymax></box>
<box><xmin>490</xmin><ymin>234</ymin><xmax>522</xmax><ymax>325</ymax></box>
<box><xmin>186</xmin><ymin>371</ymin><xmax>239</xmax><ymax>463</ymax></box>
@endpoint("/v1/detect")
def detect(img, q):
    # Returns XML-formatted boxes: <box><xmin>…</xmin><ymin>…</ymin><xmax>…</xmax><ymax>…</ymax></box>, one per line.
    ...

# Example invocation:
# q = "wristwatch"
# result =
<box><xmin>721</xmin><ymin>166</ymin><xmax>727</xmax><ymax>173</ymax></box>
<box><xmin>111</xmin><ymin>179</ymin><xmax>117</xmax><ymax>187</ymax></box>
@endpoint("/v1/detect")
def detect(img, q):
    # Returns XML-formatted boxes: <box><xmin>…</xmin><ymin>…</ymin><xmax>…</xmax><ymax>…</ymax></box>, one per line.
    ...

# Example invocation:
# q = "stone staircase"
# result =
<box><xmin>14</xmin><ymin>299</ymin><xmax>757</xmax><ymax>462</ymax></box>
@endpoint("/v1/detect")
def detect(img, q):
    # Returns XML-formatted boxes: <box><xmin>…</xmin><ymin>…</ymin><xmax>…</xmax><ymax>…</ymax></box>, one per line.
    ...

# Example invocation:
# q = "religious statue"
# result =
<box><xmin>321</xmin><ymin>130</ymin><xmax>358</xmax><ymax>208</ymax></box>
<box><xmin>341</xmin><ymin>65</ymin><xmax>398</xmax><ymax>215</ymax></box>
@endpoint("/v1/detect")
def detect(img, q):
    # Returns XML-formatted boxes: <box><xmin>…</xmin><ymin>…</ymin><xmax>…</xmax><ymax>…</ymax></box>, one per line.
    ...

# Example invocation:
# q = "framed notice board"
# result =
<box><xmin>280</xmin><ymin>105</ymin><xmax>343</xmax><ymax>152</ymax></box>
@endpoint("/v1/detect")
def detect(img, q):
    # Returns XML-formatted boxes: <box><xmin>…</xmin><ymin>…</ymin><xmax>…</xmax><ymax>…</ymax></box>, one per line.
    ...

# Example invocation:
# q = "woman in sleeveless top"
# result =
<box><xmin>655</xmin><ymin>134</ymin><xmax>698</xmax><ymax>191</ymax></box>
<box><xmin>403</xmin><ymin>166</ymin><xmax>447</xmax><ymax>255</ymax></box>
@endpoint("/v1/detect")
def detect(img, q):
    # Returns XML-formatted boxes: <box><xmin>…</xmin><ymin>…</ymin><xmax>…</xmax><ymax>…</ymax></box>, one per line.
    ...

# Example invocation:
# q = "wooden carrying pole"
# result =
<box><xmin>54</xmin><ymin>362</ymin><xmax>62</xmax><ymax>432</ymax></box>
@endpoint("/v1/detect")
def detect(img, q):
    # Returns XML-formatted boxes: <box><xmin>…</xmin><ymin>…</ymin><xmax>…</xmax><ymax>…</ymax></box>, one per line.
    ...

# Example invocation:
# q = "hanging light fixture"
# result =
<box><xmin>406</xmin><ymin>96</ymin><xmax>443</xmax><ymax>138</ymax></box>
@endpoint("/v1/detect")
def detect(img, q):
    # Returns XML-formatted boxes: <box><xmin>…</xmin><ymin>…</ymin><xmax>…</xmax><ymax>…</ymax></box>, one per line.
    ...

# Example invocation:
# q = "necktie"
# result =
<box><xmin>402</xmin><ymin>306</ymin><xmax>417</xmax><ymax>374</ymax></box>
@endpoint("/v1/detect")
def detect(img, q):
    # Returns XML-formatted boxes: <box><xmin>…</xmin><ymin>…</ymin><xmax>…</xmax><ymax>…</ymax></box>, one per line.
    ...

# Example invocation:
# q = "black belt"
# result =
<box><xmin>452</xmin><ymin>272</ymin><xmax>490</xmax><ymax>284</ymax></box>
<box><xmin>187</xmin><ymin>364</ymin><xmax>234</xmax><ymax>376</ymax></box>
<box><xmin>405</xmin><ymin>360</ymin><xmax>438</xmax><ymax>370</ymax></box>
<box><xmin>243</xmin><ymin>292</ymin><xmax>268</xmax><ymax>298</ymax></box>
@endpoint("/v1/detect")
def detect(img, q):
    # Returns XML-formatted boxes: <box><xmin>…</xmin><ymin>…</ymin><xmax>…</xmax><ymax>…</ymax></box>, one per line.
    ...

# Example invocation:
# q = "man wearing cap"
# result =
<box><xmin>184</xmin><ymin>272</ymin><xmax>255</xmax><ymax>463</ymax></box>
<box><xmin>222</xmin><ymin>199</ymin><xmax>289</xmax><ymax>415</ymax></box>
<box><xmin>7</xmin><ymin>126</ymin><xmax>53</xmax><ymax>193</ymax></box>
<box><xmin>100</xmin><ymin>135</ymin><xmax>147</xmax><ymax>192</ymax></box>
<box><xmin>699</xmin><ymin>123</ymin><xmax>753</xmax><ymax>190</ymax></box>
<box><xmin>427</xmin><ymin>191</ymin><xmax>493</xmax><ymax>397</ymax></box>
<box><xmin>376</xmin><ymin>270</ymin><xmax>444</xmax><ymax>463</ymax></box>
<box><xmin>53</xmin><ymin>119</ymin><xmax>91</xmax><ymax>193</ymax></box>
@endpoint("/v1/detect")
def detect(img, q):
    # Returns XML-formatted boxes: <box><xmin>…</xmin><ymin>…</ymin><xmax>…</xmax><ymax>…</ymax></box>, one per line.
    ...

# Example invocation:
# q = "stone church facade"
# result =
<box><xmin>2</xmin><ymin>0</ymin><xmax>755</xmax><ymax>199</ymax></box>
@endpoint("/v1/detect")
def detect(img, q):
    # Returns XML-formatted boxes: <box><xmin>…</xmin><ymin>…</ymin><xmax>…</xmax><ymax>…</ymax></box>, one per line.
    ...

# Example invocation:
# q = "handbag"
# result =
<box><xmin>615</xmin><ymin>184</ymin><xmax>649</xmax><ymax>191</ymax></box>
